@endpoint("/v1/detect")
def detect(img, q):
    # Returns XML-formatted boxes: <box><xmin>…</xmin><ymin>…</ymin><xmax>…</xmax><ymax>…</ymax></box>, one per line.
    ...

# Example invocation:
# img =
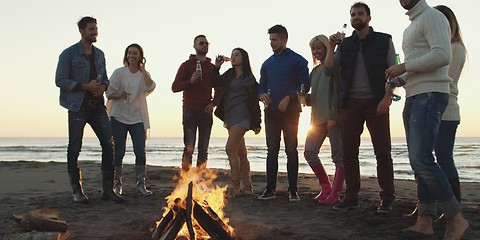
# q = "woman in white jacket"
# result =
<box><xmin>106</xmin><ymin>43</ymin><xmax>155</xmax><ymax>196</ymax></box>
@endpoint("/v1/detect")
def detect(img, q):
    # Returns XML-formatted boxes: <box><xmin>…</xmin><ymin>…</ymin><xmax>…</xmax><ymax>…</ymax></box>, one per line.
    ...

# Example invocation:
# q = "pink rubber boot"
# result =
<box><xmin>319</xmin><ymin>166</ymin><xmax>344</xmax><ymax>205</ymax></box>
<box><xmin>311</xmin><ymin>163</ymin><xmax>331</xmax><ymax>201</ymax></box>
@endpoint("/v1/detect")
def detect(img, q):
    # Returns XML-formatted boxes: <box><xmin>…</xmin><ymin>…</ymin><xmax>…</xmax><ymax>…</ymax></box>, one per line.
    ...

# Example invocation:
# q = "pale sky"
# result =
<box><xmin>1</xmin><ymin>0</ymin><xmax>478</xmax><ymax>138</ymax></box>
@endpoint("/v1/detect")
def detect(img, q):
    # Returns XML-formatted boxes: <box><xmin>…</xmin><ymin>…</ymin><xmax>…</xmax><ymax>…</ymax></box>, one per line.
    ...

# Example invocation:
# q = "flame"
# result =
<box><xmin>158</xmin><ymin>166</ymin><xmax>234</xmax><ymax>239</ymax></box>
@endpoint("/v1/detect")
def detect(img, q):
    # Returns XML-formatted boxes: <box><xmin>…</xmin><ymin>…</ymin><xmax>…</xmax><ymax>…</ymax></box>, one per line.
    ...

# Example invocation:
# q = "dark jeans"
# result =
<box><xmin>340</xmin><ymin>98</ymin><xmax>395</xmax><ymax>201</ymax></box>
<box><xmin>110</xmin><ymin>117</ymin><xmax>146</xmax><ymax>167</ymax></box>
<box><xmin>182</xmin><ymin>107</ymin><xmax>213</xmax><ymax>168</ymax></box>
<box><xmin>67</xmin><ymin>102</ymin><xmax>114</xmax><ymax>172</ymax></box>
<box><xmin>435</xmin><ymin>120</ymin><xmax>460</xmax><ymax>180</ymax></box>
<box><xmin>265</xmin><ymin>109</ymin><xmax>300</xmax><ymax>192</ymax></box>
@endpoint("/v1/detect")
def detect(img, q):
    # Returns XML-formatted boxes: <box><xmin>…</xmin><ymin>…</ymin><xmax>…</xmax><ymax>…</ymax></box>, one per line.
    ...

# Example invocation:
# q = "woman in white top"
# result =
<box><xmin>106</xmin><ymin>43</ymin><xmax>156</xmax><ymax>196</ymax></box>
<box><xmin>433</xmin><ymin>5</ymin><xmax>466</xmax><ymax>204</ymax></box>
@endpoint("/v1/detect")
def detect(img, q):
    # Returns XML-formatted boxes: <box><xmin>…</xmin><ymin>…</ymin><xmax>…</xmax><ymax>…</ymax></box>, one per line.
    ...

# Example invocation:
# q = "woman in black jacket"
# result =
<box><xmin>210</xmin><ymin>48</ymin><xmax>261</xmax><ymax>197</ymax></box>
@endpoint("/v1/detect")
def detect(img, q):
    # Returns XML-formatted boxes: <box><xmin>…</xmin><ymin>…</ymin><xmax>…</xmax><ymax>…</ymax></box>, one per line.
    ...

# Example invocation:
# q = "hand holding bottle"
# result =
<box><xmin>328</xmin><ymin>32</ymin><xmax>342</xmax><ymax>48</ymax></box>
<box><xmin>298</xmin><ymin>84</ymin><xmax>307</xmax><ymax>107</ymax></box>
<box><xmin>139</xmin><ymin>57</ymin><xmax>147</xmax><ymax>73</ymax></box>
<box><xmin>215</xmin><ymin>55</ymin><xmax>225</xmax><ymax>68</ymax></box>
<box><xmin>124</xmin><ymin>82</ymin><xmax>132</xmax><ymax>104</ymax></box>
<box><xmin>260</xmin><ymin>89</ymin><xmax>271</xmax><ymax>109</ymax></box>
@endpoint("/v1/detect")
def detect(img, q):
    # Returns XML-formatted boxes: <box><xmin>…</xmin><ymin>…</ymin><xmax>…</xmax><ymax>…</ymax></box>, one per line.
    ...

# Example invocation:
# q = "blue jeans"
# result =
<box><xmin>67</xmin><ymin>102</ymin><xmax>114</xmax><ymax>172</ymax></box>
<box><xmin>182</xmin><ymin>107</ymin><xmax>213</xmax><ymax>168</ymax></box>
<box><xmin>110</xmin><ymin>117</ymin><xmax>146</xmax><ymax>167</ymax></box>
<box><xmin>304</xmin><ymin>123</ymin><xmax>343</xmax><ymax>167</ymax></box>
<box><xmin>265</xmin><ymin>110</ymin><xmax>300</xmax><ymax>192</ymax></box>
<box><xmin>435</xmin><ymin>120</ymin><xmax>460</xmax><ymax>180</ymax></box>
<box><xmin>403</xmin><ymin>92</ymin><xmax>461</xmax><ymax>218</ymax></box>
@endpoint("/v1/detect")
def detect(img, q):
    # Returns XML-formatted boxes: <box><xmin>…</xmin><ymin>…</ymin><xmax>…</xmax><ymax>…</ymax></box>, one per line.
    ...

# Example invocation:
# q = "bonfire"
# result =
<box><xmin>151</xmin><ymin>166</ymin><xmax>235</xmax><ymax>240</ymax></box>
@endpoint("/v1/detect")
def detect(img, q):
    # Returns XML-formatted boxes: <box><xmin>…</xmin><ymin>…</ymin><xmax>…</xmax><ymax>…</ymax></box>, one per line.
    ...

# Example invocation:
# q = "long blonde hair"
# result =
<box><xmin>309</xmin><ymin>35</ymin><xmax>330</xmax><ymax>67</ymax></box>
<box><xmin>434</xmin><ymin>5</ymin><xmax>468</xmax><ymax>71</ymax></box>
<box><xmin>434</xmin><ymin>5</ymin><xmax>466</xmax><ymax>48</ymax></box>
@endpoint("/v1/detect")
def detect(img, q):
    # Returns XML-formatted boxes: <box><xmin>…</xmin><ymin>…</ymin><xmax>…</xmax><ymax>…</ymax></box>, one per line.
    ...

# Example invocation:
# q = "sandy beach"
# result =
<box><xmin>0</xmin><ymin>160</ymin><xmax>479</xmax><ymax>240</ymax></box>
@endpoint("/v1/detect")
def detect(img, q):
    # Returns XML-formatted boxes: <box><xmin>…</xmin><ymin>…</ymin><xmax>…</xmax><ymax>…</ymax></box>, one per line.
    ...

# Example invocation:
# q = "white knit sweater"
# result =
<box><xmin>442</xmin><ymin>43</ymin><xmax>466</xmax><ymax>121</ymax></box>
<box><xmin>401</xmin><ymin>0</ymin><xmax>452</xmax><ymax>98</ymax></box>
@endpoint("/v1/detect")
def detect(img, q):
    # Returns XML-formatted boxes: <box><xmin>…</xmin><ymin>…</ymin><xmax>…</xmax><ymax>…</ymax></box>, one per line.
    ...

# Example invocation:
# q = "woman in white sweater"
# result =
<box><xmin>106</xmin><ymin>44</ymin><xmax>156</xmax><ymax>196</ymax></box>
<box><xmin>433</xmin><ymin>4</ymin><xmax>466</xmax><ymax>204</ymax></box>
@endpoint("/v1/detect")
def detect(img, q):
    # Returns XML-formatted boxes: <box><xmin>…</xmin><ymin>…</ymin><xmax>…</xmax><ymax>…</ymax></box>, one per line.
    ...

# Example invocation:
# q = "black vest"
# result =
<box><xmin>338</xmin><ymin>27</ymin><xmax>391</xmax><ymax>107</ymax></box>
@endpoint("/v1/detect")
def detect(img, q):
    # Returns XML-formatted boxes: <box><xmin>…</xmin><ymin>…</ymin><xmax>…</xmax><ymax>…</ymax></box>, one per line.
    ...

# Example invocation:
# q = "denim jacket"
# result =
<box><xmin>55</xmin><ymin>41</ymin><xmax>109</xmax><ymax>111</ymax></box>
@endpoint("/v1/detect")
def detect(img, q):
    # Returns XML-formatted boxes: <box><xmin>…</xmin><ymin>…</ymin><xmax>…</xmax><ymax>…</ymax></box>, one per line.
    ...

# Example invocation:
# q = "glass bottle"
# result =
<box><xmin>299</xmin><ymin>84</ymin><xmax>307</xmax><ymax>107</ymax></box>
<box><xmin>336</xmin><ymin>23</ymin><xmax>347</xmax><ymax>45</ymax></box>
<box><xmin>391</xmin><ymin>54</ymin><xmax>402</xmax><ymax>102</ymax></box>
<box><xmin>124</xmin><ymin>82</ymin><xmax>131</xmax><ymax>104</ymax></box>
<box><xmin>196</xmin><ymin>60</ymin><xmax>202</xmax><ymax>81</ymax></box>
<box><xmin>263</xmin><ymin>89</ymin><xmax>271</xmax><ymax>109</ymax></box>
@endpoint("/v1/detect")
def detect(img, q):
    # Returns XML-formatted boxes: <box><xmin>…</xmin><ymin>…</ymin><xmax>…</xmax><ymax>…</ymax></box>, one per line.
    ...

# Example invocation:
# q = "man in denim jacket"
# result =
<box><xmin>55</xmin><ymin>16</ymin><xmax>123</xmax><ymax>203</ymax></box>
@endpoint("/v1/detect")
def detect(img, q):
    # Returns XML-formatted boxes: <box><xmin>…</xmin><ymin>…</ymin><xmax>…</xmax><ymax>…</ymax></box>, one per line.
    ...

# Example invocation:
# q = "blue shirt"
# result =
<box><xmin>258</xmin><ymin>48</ymin><xmax>309</xmax><ymax>111</ymax></box>
<box><xmin>55</xmin><ymin>41</ymin><xmax>109</xmax><ymax>111</ymax></box>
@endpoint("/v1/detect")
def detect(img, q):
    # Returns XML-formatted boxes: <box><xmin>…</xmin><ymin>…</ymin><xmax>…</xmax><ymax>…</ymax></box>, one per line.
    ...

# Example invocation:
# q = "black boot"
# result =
<box><xmin>68</xmin><ymin>169</ymin><xmax>89</xmax><ymax>204</ymax></box>
<box><xmin>449</xmin><ymin>178</ymin><xmax>461</xmax><ymax>203</ymax></box>
<box><xmin>101</xmin><ymin>169</ymin><xmax>124</xmax><ymax>202</ymax></box>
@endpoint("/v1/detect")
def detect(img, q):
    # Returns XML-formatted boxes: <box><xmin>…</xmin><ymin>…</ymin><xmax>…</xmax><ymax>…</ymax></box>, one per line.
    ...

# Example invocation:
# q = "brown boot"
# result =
<box><xmin>240</xmin><ymin>159</ymin><xmax>254</xmax><ymax>196</ymax></box>
<box><xmin>227</xmin><ymin>157</ymin><xmax>241</xmax><ymax>198</ymax></box>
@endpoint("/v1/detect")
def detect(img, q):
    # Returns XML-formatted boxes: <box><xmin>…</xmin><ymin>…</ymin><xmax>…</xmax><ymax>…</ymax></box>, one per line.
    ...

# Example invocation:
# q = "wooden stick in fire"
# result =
<box><xmin>151</xmin><ymin>209</ymin><xmax>174</xmax><ymax>240</ymax></box>
<box><xmin>186</xmin><ymin>181</ymin><xmax>195</xmax><ymax>240</ymax></box>
<box><xmin>193</xmin><ymin>200</ymin><xmax>234</xmax><ymax>240</ymax></box>
<box><xmin>160</xmin><ymin>208</ymin><xmax>186</xmax><ymax>240</ymax></box>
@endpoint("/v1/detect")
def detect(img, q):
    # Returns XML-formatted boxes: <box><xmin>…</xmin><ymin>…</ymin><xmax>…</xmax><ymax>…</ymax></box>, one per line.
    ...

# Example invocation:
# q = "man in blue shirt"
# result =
<box><xmin>55</xmin><ymin>16</ymin><xmax>123</xmax><ymax>203</ymax></box>
<box><xmin>258</xmin><ymin>25</ymin><xmax>310</xmax><ymax>201</ymax></box>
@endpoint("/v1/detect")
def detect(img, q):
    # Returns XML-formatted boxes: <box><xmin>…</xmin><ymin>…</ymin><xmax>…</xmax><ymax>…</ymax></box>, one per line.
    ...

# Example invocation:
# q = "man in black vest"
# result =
<box><xmin>325</xmin><ymin>2</ymin><xmax>396</xmax><ymax>214</ymax></box>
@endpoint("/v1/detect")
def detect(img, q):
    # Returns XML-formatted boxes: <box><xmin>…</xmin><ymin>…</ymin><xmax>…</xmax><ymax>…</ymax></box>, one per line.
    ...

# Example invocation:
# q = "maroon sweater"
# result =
<box><xmin>172</xmin><ymin>55</ymin><xmax>217</xmax><ymax>111</ymax></box>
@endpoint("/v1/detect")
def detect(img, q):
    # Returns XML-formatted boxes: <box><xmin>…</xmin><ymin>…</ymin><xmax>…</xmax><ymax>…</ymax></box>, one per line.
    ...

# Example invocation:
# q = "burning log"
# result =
<box><xmin>185</xmin><ymin>181</ymin><xmax>195</xmax><ymax>240</ymax></box>
<box><xmin>193</xmin><ymin>201</ymin><xmax>234</xmax><ymax>240</ymax></box>
<box><xmin>151</xmin><ymin>209</ymin><xmax>174</xmax><ymax>240</ymax></box>
<box><xmin>159</xmin><ymin>208</ymin><xmax>186</xmax><ymax>240</ymax></box>
<box><xmin>204</xmin><ymin>201</ymin><xmax>231</xmax><ymax>234</ymax></box>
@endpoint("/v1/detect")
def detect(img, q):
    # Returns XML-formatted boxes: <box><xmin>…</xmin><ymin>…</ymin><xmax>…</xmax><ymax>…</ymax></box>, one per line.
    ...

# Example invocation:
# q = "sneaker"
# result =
<box><xmin>332</xmin><ymin>198</ymin><xmax>359</xmax><ymax>211</ymax></box>
<box><xmin>258</xmin><ymin>189</ymin><xmax>275</xmax><ymax>200</ymax></box>
<box><xmin>289</xmin><ymin>191</ymin><xmax>300</xmax><ymax>202</ymax></box>
<box><xmin>376</xmin><ymin>200</ymin><xmax>393</xmax><ymax>215</ymax></box>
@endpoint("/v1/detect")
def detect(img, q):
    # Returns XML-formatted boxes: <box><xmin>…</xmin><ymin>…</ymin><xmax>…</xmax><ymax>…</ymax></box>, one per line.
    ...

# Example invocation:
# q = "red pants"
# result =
<box><xmin>340</xmin><ymin>98</ymin><xmax>395</xmax><ymax>201</ymax></box>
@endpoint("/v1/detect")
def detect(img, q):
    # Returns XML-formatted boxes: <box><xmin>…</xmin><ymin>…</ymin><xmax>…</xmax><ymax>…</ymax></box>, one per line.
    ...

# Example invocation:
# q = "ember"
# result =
<box><xmin>151</xmin><ymin>167</ymin><xmax>235</xmax><ymax>240</ymax></box>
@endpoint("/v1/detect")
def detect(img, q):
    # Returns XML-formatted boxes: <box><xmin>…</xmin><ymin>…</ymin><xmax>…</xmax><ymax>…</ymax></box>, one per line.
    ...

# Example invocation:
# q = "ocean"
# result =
<box><xmin>1</xmin><ymin>137</ymin><xmax>479</xmax><ymax>182</ymax></box>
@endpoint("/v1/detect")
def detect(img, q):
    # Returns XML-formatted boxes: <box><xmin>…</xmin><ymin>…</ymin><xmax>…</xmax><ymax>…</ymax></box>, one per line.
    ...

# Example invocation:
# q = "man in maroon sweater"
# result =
<box><xmin>172</xmin><ymin>35</ymin><xmax>216</xmax><ymax>170</ymax></box>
